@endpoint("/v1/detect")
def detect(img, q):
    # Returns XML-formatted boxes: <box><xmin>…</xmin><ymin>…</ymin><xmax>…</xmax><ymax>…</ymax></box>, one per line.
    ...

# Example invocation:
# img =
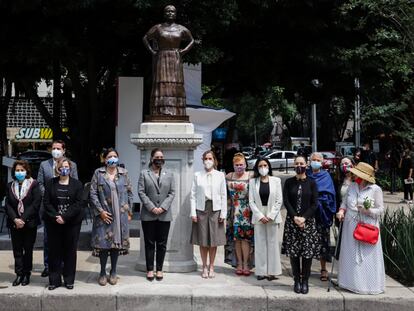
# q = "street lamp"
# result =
<box><xmin>311</xmin><ymin>79</ymin><xmax>323</xmax><ymax>152</ymax></box>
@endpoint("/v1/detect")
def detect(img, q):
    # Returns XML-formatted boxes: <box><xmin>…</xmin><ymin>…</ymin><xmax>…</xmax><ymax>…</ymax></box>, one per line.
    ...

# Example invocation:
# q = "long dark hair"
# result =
<box><xmin>253</xmin><ymin>157</ymin><xmax>273</xmax><ymax>178</ymax></box>
<box><xmin>149</xmin><ymin>148</ymin><xmax>163</xmax><ymax>167</ymax></box>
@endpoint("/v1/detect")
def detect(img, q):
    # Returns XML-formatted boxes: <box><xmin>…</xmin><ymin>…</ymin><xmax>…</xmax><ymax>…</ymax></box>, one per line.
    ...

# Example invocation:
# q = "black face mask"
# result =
<box><xmin>153</xmin><ymin>159</ymin><xmax>165</xmax><ymax>167</ymax></box>
<box><xmin>295</xmin><ymin>166</ymin><xmax>306</xmax><ymax>175</ymax></box>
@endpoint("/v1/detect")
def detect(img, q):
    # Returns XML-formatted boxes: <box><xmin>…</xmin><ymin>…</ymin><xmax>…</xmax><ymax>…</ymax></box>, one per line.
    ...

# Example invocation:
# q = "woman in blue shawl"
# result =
<box><xmin>307</xmin><ymin>152</ymin><xmax>336</xmax><ymax>281</ymax></box>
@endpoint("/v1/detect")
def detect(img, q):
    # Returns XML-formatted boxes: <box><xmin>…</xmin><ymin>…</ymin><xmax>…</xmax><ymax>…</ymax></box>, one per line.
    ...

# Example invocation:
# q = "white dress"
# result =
<box><xmin>338</xmin><ymin>182</ymin><xmax>385</xmax><ymax>294</ymax></box>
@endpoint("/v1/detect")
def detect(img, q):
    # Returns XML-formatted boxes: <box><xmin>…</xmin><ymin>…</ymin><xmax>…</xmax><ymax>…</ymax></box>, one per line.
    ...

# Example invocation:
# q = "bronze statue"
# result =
<box><xmin>143</xmin><ymin>5</ymin><xmax>194</xmax><ymax>120</ymax></box>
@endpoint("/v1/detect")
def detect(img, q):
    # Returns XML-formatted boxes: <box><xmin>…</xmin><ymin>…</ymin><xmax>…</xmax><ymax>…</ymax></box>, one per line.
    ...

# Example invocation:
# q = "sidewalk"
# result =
<box><xmin>0</xmin><ymin>238</ymin><xmax>413</xmax><ymax>311</ymax></box>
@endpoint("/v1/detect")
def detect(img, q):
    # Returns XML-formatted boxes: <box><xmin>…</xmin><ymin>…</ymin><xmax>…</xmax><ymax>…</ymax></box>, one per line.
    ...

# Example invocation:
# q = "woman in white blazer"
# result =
<box><xmin>249</xmin><ymin>157</ymin><xmax>283</xmax><ymax>280</ymax></box>
<box><xmin>190</xmin><ymin>150</ymin><xmax>227</xmax><ymax>278</ymax></box>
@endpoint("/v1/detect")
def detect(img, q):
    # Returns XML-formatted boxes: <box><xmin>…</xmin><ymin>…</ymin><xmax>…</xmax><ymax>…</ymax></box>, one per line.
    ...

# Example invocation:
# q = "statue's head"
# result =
<box><xmin>164</xmin><ymin>5</ymin><xmax>177</xmax><ymax>22</ymax></box>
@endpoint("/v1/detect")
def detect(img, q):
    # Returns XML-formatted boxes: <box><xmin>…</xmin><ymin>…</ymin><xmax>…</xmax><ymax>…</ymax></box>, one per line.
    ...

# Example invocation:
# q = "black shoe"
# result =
<box><xmin>146</xmin><ymin>272</ymin><xmax>155</xmax><ymax>281</ymax></box>
<box><xmin>256</xmin><ymin>275</ymin><xmax>266</xmax><ymax>281</ymax></box>
<box><xmin>301</xmin><ymin>279</ymin><xmax>309</xmax><ymax>294</ymax></box>
<box><xmin>65</xmin><ymin>284</ymin><xmax>74</xmax><ymax>290</ymax></box>
<box><xmin>21</xmin><ymin>275</ymin><xmax>30</xmax><ymax>286</ymax></box>
<box><xmin>267</xmin><ymin>275</ymin><xmax>278</xmax><ymax>281</ymax></box>
<box><xmin>41</xmin><ymin>268</ymin><xmax>49</xmax><ymax>277</ymax></box>
<box><xmin>12</xmin><ymin>275</ymin><xmax>23</xmax><ymax>286</ymax></box>
<box><xmin>48</xmin><ymin>285</ymin><xmax>58</xmax><ymax>290</ymax></box>
<box><xmin>155</xmin><ymin>274</ymin><xmax>163</xmax><ymax>281</ymax></box>
<box><xmin>294</xmin><ymin>279</ymin><xmax>302</xmax><ymax>293</ymax></box>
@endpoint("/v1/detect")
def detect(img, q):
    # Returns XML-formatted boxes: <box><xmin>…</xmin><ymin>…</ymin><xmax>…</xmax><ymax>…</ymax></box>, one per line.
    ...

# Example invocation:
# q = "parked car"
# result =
<box><xmin>247</xmin><ymin>150</ymin><xmax>297</xmax><ymax>170</ymax></box>
<box><xmin>17</xmin><ymin>150</ymin><xmax>52</xmax><ymax>178</ymax></box>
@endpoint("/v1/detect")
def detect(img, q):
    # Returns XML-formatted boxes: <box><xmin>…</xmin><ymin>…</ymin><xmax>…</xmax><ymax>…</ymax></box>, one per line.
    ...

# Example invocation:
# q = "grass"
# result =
<box><xmin>381</xmin><ymin>207</ymin><xmax>414</xmax><ymax>286</ymax></box>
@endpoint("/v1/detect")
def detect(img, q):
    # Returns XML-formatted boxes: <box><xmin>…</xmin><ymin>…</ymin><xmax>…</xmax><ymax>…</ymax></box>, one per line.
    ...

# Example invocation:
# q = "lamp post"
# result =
<box><xmin>311</xmin><ymin>79</ymin><xmax>322</xmax><ymax>152</ymax></box>
<box><xmin>354</xmin><ymin>77</ymin><xmax>361</xmax><ymax>148</ymax></box>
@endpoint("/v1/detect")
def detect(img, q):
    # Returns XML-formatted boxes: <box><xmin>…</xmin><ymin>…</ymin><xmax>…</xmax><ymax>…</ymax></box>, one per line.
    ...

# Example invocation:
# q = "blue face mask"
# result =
<box><xmin>15</xmin><ymin>171</ymin><xmax>27</xmax><ymax>181</ymax></box>
<box><xmin>106</xmin><ymin>157</ymin><xmax>119</xmax><ymax>167</ymax></box>
<box><xmin>310</xmin><ymin>161</ymin><xmax>322</xmax><ymax>170</ymax></box>
<box><xmin>60</xmin><ymin>167</ymin><xmax>70</xmax><ymax>176</ymax></box>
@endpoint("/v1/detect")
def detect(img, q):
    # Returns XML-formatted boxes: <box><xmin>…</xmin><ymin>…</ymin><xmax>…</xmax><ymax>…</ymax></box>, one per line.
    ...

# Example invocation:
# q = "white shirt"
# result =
<box><xmin>205</xmin><ymin>172</ymin><xmax>213</xmax><ymax>200</ymax></box>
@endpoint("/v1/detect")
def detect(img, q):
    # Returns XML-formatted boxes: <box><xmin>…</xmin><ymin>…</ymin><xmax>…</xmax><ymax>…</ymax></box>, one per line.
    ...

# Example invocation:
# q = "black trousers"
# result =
<box><xmin>10</xmin><ymin>226</ymin><xmax>37</xmax><ymax>276</ymax></box>
<box><xmin>141</xmin><ymin>220</ymin><xmax>171</xmax><ymax>271</ymax></box>
<box><xmin>402</xmin><ymin>178</ymin><xmax>413</xmax><ymax>200</ymax></box>
<box><xmin>46</xmin><ymin>222</ymin><xmax>81</xmax><ymax>286</ymax></box>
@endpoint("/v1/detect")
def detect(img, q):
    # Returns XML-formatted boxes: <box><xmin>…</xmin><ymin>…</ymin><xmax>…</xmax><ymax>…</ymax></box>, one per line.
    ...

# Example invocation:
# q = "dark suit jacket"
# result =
<box><xmin>5</xmin><ymin>179</ymin><xmax>42</xmax><ymax>228</ymax></box>
<box><xmin>43</xmin><ymin>177</ymin><xmax>84</xmax><ymax>225</ymax></box>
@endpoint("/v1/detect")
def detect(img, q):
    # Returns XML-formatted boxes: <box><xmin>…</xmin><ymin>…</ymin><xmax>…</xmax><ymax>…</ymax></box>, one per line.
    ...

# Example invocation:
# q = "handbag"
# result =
<box><xmin>353</xmin><ymin>222</ymin><xmax>379</xmax><ymax>244</ymax></box>
<box><xmin>352</xmin><ymin>193</ymin><xmax>379</xmax><ymax>245</ymax></box>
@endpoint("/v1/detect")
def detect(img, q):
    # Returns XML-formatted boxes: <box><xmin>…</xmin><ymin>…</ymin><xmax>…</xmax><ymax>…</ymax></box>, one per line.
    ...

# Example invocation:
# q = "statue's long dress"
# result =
<box><xmin>145</xmin><ymin>24</ymin><xmax>192</xmax><ymax>116</ymax></box>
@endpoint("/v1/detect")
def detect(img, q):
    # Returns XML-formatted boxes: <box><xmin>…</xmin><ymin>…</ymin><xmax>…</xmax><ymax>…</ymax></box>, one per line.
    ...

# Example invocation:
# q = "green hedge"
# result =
<box><xmin>381</xmin><ymin>207</ymin><xmax>414</xmax><ymax>286</ymax></box>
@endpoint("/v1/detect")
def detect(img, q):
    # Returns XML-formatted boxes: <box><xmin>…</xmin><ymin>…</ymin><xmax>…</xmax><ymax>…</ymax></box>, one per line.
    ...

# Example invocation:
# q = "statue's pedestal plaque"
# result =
<box><xmin>131</xmin><ymin>122</ymin><xmax>202</xmax><ymax>272</ymax></box>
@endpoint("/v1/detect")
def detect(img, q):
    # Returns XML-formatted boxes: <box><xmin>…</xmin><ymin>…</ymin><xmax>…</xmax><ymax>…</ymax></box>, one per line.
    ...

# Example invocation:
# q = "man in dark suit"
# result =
<box><xmin>37</xmin><ymin>140</ymin><xmax>78</xmax><ymax>277</ymax></box>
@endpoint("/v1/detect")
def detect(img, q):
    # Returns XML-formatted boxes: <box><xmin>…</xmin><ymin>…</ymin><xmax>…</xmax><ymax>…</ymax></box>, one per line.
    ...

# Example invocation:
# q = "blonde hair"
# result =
<box><xmin>55</xmin><ymin>157</ymin><xmax>72</xmax><ymax>176</ymax></box>
<box><xmin>233</xmin><ymin>152</ymin><xmax>246</xmax><ymax>164</ymax></box>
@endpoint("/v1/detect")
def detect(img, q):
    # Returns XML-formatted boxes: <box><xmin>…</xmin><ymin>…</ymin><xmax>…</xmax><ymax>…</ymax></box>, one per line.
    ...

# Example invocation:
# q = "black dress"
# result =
<box><xmin>281</xmin><ymin>177</ymin><xmax>321</xmax><ymax>259</ymax></box>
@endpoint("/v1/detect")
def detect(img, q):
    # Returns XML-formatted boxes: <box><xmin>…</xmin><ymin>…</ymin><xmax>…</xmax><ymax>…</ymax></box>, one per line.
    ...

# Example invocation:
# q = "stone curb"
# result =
<box><xmin>1</xmin><ymin>282</ymin><xmax>414</xmax><ymax>311</ymax></box>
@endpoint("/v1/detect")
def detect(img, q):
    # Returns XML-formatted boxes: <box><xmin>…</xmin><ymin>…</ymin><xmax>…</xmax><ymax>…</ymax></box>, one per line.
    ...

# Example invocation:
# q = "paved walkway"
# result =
<box><xmin>0</xmin><ymin>237</ymin><xmax>413</xmax><ymax>311</ymax></box>
<box><xmin>0</xmin><ymin>173</ymin><xmax>413</xmax><ymax>310</ymax></box>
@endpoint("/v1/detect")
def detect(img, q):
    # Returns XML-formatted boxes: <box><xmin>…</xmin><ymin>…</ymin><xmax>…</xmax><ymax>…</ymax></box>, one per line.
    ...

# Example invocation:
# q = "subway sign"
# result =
<box><xmin>13</xmin><ymin>127</ymin><xmax>62</xmax><ymax>141</ymax></box>
<box><xmin>15</xmin><ymin>128</ymin><xmax>53</xmax><ymax>140</ymax></box>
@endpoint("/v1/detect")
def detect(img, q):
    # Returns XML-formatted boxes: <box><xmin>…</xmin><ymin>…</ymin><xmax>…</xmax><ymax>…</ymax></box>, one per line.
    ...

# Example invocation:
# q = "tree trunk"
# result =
<box><xmin>0</xmin><ymin>79</ymin><xmax>12</xmax><ymax>197</ymax></box>
<box><xmin>20</xmin><ymin>79</ymin><xmax>67</xmax><ymax>141</ymax></box>
<box><xmin>53</xmin><ymin>59</ymin><xmax>62</xmax><ymax>139</ymax></box>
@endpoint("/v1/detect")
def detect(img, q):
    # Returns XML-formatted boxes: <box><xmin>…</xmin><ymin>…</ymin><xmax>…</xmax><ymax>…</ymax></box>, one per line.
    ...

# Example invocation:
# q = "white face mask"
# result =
<box><xmin>258</xmin><ymin>167</ymin><xmax>269</xmax><ymax>177</ymax></box>
<box><xmin>204</xmin><ymin>160</ymin><xmax>214</xmax><ymax>170</ymax></box>
<box><xmin>51</xmin><ymin>149</ymin><xmax>63</xmax><ymax>159</ymax></box>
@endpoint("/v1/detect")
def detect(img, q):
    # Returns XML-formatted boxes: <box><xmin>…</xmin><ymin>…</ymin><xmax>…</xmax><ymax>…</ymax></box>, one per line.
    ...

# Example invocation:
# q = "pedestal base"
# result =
<box><xmin>131</xmin><ymin>122</ymin><xmax>202</xmax><ymax>273</ymax></box>
<box><xmin>135</xmin><ymin>258</ymin><xmax>197</xmax><ymax>273</ymax></box>
<box><xmin>145</xmin><ymin>115</ymin><xmax>189</xmax><ymax>123</ymax></box>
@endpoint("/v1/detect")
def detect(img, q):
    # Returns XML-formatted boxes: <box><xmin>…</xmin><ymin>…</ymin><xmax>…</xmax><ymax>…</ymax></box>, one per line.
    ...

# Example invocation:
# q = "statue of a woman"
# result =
<box><xmin>143</xmin><ymin>5</ymin><xmax>194</xmax><ymax>118</ymax></box>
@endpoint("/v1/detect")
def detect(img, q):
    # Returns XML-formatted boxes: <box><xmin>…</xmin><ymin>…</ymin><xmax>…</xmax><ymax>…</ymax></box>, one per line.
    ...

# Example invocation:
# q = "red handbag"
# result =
<box><xmin>353</xmin><ymin>222</ymin><xmax>379</xmax><ymax>244</ymax></box>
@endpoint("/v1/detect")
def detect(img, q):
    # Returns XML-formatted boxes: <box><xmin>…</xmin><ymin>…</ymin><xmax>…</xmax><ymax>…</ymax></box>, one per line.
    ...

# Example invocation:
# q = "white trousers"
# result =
<box><xmin>254</xmin><ymin>222</ymin><xmax>282</xmax><ymax>276</ymax></box>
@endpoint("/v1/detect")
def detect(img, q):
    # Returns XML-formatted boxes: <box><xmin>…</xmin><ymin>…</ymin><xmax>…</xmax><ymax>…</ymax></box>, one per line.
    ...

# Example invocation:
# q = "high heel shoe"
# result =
<box><xmin>146</xmin><ymin>271</ymin><xmax>155</xmax><ymax>281</ymax></box>
<box><xmin>208</xmin><ymin>267</ymin><xmax>215</xmax><ymax>279</ymax></box>
<box><xmin>201</xmin><ymin>267</ymin><xmax>208</xmax><ymax>279</ymax></box>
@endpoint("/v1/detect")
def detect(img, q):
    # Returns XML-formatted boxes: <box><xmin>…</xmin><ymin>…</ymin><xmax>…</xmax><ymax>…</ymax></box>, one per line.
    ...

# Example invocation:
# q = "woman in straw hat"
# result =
<box><xmin>336</xmin><ymin>162</ymin><xmax>385</xmax><ymax>294</ymax></box>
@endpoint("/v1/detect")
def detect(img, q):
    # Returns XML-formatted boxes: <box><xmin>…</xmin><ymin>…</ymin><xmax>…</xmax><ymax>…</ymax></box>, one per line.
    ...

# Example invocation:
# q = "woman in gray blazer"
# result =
<box><xmin>90</xmin><ymin>148</ymin><xmax>133</xmax><ymax>286</ymax></box>
<box><xmin>138</xmin><ymin>148</ymin><xmax>176</xmax><ymax>281</ymax></box>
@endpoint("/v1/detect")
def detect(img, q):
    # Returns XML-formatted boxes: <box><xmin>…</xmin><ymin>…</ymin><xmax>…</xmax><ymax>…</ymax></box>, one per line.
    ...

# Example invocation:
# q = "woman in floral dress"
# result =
<box><xmin>90</xmin><ymin>148</ymin><xmax>133</xmax><ymax>286</ymax></box>
<box><xmin>225</xmin><ymin>153</ymin><xmax>253</xmax><ymax>276</ymax></box>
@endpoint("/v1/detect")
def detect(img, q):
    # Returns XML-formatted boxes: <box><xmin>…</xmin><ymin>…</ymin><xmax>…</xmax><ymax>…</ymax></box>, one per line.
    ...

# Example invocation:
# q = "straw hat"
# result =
<box><xmin>349</xmin><ymin>162</ymin><xmax>376</xmax><ymax>184</ymax></box>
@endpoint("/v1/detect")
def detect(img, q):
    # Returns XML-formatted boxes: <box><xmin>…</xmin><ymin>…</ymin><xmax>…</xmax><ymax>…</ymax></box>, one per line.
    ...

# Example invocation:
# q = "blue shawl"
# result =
<box><xmin>307</xmin><ymin>169</ymin><xmax>336</xmax><ymax>227</ymax></box>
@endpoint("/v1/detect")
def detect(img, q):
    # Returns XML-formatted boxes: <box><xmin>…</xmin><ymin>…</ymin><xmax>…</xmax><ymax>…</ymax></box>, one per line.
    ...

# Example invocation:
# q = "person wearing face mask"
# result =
<box><xmin>225</xmin><ymin>153</ymin><xmax>253</xmax><ymax>275</ymax></box>
<box><xmin>138</xmin><ymin>148</ymin><xmax>176</xmax><ymax>281</ymax></box>
<box><xmin>336</xmin><ymin>162</ymin><xmax>385</xmax><ymax>294</ymax></box>
<box><xmin>37</xmin><ymin>140</ymin><xmax>78</xmax><ymax>278</ymax></box>
<box><xmin>332</xmin><ymin>157</ymin><xmax>355</xmax><ymax>259</ymax></box>
<box><xmin>191</xmin><ymin>150</ymin><xmax>227</xmax><ymax>278</ymax></box>
<box><xmin>282</xmin><ymin>156</ymin><xmax>320</xmax><ymax>294</ymax></box>
<box><xmin>90</xmin><ymin>148</ymin><xmax>133</xmax><ymax>286</ymax></box>
<box><xmin>5</xmin><ymin>160</ymin><xmax>41</xmax><ymax>286</ymax></box>
<box><xmin>306</xmin><ymin>152</ymin><xmax>336</xmax><ymax>282</ymax></box>
<box><xmin>43</xmin><ymin>158</ymin><xmax>83</xmax><ymax>290</ymax></box>
<box><xmin>249</xmin><ymin>158</ymin><xmax>283</xmax><ymax>281</ymax></box>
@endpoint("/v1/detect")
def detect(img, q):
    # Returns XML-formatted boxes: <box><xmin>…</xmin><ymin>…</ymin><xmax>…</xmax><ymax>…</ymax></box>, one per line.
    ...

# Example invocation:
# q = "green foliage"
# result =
<box><xmin>375</xmin><ymin>170</ymin><xmax>403</xmax><ymax>191</ymax></box>
<box><xmin>338</xmin><ymin>0</ymin><xmax>414</xmax><ymax>140</ymax></box>
<box><xmin>381</xmin><ymin>207</ymin><xmax>414</xmax><ymax>286</ymax></box>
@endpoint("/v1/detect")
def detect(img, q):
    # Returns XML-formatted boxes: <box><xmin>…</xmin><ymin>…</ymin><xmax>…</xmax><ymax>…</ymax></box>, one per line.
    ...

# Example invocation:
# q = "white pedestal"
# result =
<box><xmin>130</xmin><ymin>122</ymin><xmax>203</xmax><ymax>272</ymax></box>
